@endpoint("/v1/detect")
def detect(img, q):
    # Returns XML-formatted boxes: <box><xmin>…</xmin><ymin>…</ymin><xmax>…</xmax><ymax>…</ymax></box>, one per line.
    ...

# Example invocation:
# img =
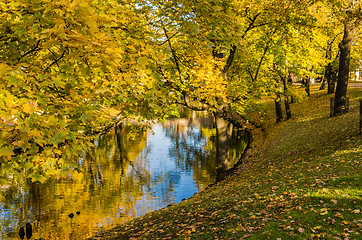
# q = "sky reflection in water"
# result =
<box><xmin>0</xmin><ymin>114</ymin><xmax>233</xmax><ymax>239</ymax></box>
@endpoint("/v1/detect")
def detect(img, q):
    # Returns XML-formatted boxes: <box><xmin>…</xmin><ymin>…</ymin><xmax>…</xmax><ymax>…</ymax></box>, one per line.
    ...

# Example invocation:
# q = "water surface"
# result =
<box><xmin>0</xmin><ymin>113</ymin><xmax>246</xmax><ymax>239</ymax></box>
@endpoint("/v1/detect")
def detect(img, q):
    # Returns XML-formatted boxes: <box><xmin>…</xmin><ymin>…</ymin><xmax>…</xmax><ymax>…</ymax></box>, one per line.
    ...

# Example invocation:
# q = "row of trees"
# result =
<box><xmin>0</xmin><ymin>0</ymin><xmax>361</xmax><ymax>181</ymax></box>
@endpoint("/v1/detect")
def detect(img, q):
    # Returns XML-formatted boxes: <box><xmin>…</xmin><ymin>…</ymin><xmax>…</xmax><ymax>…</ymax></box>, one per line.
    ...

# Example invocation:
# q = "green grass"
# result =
<box><xmin>89</xmin><ymin>87</ymin><xmax>361</xmax><ymax>240</ymax></box>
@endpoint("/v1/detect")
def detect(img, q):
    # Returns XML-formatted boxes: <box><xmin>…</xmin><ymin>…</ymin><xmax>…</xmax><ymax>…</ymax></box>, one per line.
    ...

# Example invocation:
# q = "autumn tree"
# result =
<box><xmin>0</xmin><ymin>0</ymin><xmax>169</xmax><ymax>181</ymax></box>
<box><xmin>328</xmin><ymin>0</ymin><xmax>362</xmax><ymax>114</ymax></box>
<box><xmin>0</xmin><ymin>0</ymin><xmax>342</xmax><ymax>182</ymax></box>
<box><xmin>136</xmin><ymin>0</ymin><xmax>323</xmax><ymax>179</ymax></box>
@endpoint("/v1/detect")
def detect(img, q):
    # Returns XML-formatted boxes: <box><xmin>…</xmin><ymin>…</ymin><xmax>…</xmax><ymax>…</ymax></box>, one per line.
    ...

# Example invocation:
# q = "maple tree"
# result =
<box><xmin>0</xmin><ymin>0</ymin><xmax>171</xmax><ymax>180</ymax></box>
<box><xmin>327</xmin><ymin>0</ymin><xmax>362</xmax><ymax>114</ymax></box>
<box><xmin>137</xmin><ymin>0</ymin><xmax>326</xmax><ymax>178</ymax></box>
<box><xmin>1</xmin><ymin>0</ymin><xmax>359</xmax><ymax>181</ymax></box>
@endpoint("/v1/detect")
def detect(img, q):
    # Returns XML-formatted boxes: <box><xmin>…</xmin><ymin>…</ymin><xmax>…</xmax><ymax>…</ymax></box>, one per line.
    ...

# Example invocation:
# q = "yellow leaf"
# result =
<box><xmin>0</xmin><ymin>63</ymin><xmax>9</xmax><ymax>75</ymax></box>
<box><xmin>0</xmin><ymin>147</ymin><xmax>14</xmax><ymax>159</ymax></box>
<box><xmin>320</xmin><ymin>208</ymin><xmax>328</xmax><ymax>215</ymax></box>
<box><xmin>351</xmin><ymin>209</ymin><xmax>360</xmax><ymax>214</ymax></box>
<box><xmin>23</xmin><ymin>103</ymin><xmax>34</xmax><ymax>114</ymax></box>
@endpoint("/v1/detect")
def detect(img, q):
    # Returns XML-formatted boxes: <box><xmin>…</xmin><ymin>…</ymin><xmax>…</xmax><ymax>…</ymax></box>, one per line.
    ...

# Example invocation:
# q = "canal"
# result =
<box><xmin>0</xmin><ymin>111</ymin><xmax>247</xmax><ymax>239</ymax></box>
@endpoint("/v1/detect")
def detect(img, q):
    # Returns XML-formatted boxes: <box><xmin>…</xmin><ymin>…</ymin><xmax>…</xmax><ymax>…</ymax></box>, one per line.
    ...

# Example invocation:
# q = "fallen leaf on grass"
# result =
<box><xmin>320</xmin><ymin>208</ymin><xmax>328</xmax><ymax>215</ymax></box>
<box><xmin>351</xmin><ymin>209</ymin><xmax>360</xmax><ymax>214</ymax></box>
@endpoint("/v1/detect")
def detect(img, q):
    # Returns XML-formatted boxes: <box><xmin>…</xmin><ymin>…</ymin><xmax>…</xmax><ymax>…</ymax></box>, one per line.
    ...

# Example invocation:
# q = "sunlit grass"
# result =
<box><xmin>89</xmin><ymin>87</ymin><xmax>362</xmax><ymax>240</ymax></box>
<box><xmin>309</xmin><ymin>187</ymin><xmax>362</xmax><ymax>200</ymax></box>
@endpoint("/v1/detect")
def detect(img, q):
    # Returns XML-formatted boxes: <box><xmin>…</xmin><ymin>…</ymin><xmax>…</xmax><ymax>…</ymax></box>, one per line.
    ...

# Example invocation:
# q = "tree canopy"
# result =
<box><xmin>0</xmin><ymin>0</ymin><xmax>360</xmax><ymax>181</ymax></box>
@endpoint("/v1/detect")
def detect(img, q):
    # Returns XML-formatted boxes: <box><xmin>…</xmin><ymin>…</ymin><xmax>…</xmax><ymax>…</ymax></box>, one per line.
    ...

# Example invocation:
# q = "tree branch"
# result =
<box><xmin>18</xmin><ymin>40</ymin><xmax>41</xmax><ymax>61</ymax></box>
<box><xmin>223</xmin><ymin>45</ymin><xmax>237</xmax><ymax>74</ymax></box>
<box><xmin>253</xmin><ymin>28</ymin><xmax>278</xmax><ymax>82</ymax></box>
<box><xmin>46</xmin><ymin>49</ymin><xmax>67</xmax><ymax>71</ymax></box>
<box><xmin>222</xmin><ymin>12</ymin><xmax>261</xmax><ymax>76</ymax></box>
<box><xmin>159</xmin><ymin>32</ymin><xmax>177</xmax><ymax>46</ymax></box>
<box><xmin>246</xmin><ymin>67</ymin><xmax>254</xmax><ymax>81</ymax></box>
<box><xmin>175</xmin><ymin>94</ymin><xmax>209</xmax><ymax>111</ymax></box>
<box><xmin>161</xmin><ymin>21</ymin><xmax>183</xmax><ymax>82</ymax></box>
<box><xmin>242</xmin><ymin>12</ymin><xmax>261</xmax><ymax>39</ymax></box>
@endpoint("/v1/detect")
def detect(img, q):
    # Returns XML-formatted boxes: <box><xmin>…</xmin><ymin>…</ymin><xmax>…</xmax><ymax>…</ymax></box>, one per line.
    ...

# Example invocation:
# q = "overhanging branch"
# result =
<box><xmin>18</xmin><ymin>40</ymin><xmax>41</xmax><ymax>61</ymax></box>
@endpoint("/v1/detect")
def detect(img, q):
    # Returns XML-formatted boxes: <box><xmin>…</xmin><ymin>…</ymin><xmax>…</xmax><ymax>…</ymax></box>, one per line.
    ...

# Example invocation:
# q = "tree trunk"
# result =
<box><xmin>214</xmin><ymin>104</ymin><xmax>231</xmax><ymax>181</ymax></box>
<box><xmin>334</xmin><ymin>21</ymin><xmax>356</xmax><ymax>114</ymax></box>
<box><xmin>275</xmin><ymin>98</ymin><xmax>283</xmax><ymax>123</ymax></box>
<box><xmin>304</xmin><ymin>77</ymin><xmax>310</xmax><ymax>97</ymax></box>
<box><xmin>285</xmin><ymin>100</ymin><xmax>291</xmax><ymax>120</ymax></box>
<box><xmin>281</xmin><ymin>75</ymin><xmax>292</xmax><ymax>119</ymax></box>
<box><xmin>319</xmin><ymin>76</ymin><xmax>326</xmax><ymax>90</ymax></box>
<box><xmin>322</xmin><ymin>38</ymin><xmax>333</xmax><ymax>92</ymax></box>
<box><xmin>213</xmin><ymin>44</ymin><xmax>236</xmax><ymax>181</ymax></box>
<box><xmin>359</xmin><ymin>99</ymin><xmax>362</xmax><ymax>135</ymax></box>
<box><xmin>328</xmin><ymin>68</ymin><xmax>337</xmax><ymax>94</ymax></box>
<box><xmin>325</xmin><ymin>62</ymin><xmax>333</xmax><ymax>93</ymax></box>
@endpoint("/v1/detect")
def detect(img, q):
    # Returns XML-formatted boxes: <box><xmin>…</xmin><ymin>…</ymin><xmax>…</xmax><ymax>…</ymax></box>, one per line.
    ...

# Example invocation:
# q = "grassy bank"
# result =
<box><xmin>90</xmin><ymin>88</ymin><xmax>361</xmax><ymax>240</ymax></box>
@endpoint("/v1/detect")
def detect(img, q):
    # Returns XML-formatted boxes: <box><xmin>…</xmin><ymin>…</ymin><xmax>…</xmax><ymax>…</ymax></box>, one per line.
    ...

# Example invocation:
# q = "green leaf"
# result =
<box><xmin>51</xmin><ymin>132</ymin><xmax>66</xmax><ymax>146</ymax></box>
<box><xmin>29</xmin><ymin>172</ymin><xmax>47</xmax><ymax>183</ymax></box>
<box><xmin>0</xmin><ymin>147</ymin><xmax>14</xmax><ymax>159</ymax></box>
<box><xmin>7</xmin><ymin>76</ymin><xmax>19</xmax><ymax>86</ymax></box>
<box><xmin>15</xmin><ymin>26</ymin><xmax>26</xmax><ymax>36</ymax></box>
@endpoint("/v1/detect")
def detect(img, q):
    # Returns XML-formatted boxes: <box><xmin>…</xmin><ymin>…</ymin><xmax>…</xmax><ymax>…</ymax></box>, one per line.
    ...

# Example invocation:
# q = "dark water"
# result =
<box><xmin>0</xmin><ymin>112</ymin><xmax>247</xmax><ymax>239</ymax></box>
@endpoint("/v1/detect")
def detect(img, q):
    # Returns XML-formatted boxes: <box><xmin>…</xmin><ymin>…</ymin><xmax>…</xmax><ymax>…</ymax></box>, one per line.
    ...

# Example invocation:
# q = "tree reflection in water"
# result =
<box><xmin>0</xmin><ymin>112</ymin><xmax>247</xmax><ymax>239</ymax></box>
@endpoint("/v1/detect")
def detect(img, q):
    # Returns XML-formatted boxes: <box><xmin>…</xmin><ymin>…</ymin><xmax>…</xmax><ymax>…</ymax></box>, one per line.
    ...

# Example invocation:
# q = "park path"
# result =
<box><xmin>348</xmin><ymin>82</ymin><xmax>362</xmax><ymax>89</ymax></box>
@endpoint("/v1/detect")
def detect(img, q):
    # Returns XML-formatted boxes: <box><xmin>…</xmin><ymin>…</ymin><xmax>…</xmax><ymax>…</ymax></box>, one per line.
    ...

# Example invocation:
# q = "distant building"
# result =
<box><xmin>289</xmin><ymin>73</ymin><xmax>301</xmax><ymax>83</ymax></box>
<box><xmin>350</xmin><ymin>60</ymin><xmax>362</xmax><ymax>81</ymax></box>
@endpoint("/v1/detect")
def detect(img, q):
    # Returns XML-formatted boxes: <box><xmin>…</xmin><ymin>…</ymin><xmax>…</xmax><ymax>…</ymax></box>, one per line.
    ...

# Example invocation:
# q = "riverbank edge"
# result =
<box><xmin>88</xmin><ymin>87</ymin><xmax>361</xmax><ymax>239</ymax></box>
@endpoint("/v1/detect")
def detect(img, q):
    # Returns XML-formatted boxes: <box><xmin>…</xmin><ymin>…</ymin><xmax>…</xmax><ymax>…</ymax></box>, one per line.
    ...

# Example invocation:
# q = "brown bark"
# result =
<box><xmin>319</xmin><ymin>76</ymin><xmax>326</xmax><ymax>90</ymax></box>
<box><xmin>285</xmin><ymin>100</ymin><xmax>291</xmax><ymax>120</ymax></box>
<box><xmin>304</xmin><ymin>77</ymin><xmax>310</xmax><ymax>97</ymax></box>
<box><xmin>275</xmin><ymin>98</ymin><xmax>283</xmax><ymax>123</ymax></box>
<box><xmin>359</xmin><ymin>98</ymin><xmax>362</xmax><ymax>135</ymax></box>
<box><xmin>334</xmin><ymin>21</ymin><xmax>356</xmax><ymax>114</ymax></box>
<box><xmin>214</xmin><ymin>103</ymin><xmax>231</xmax><ymax>181</ymax></box>
<box><xmin>359</xmin><ymin>99</ymin><xmax>362</xmax><ymax>135</ymax></box>
<box><xmin>328</xmin><ymin>68</ymin><xmax>337</xmax><ymax>94</ymax></box>
<box><xmin>321</xmin><ymin>37</ymin><xmax>339</xmax><ymax>93</ymax></box>
<box><xmin>324</xmin><ymin>43</ymin><xmax>335</xmax><ymax>93</ymax></box>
